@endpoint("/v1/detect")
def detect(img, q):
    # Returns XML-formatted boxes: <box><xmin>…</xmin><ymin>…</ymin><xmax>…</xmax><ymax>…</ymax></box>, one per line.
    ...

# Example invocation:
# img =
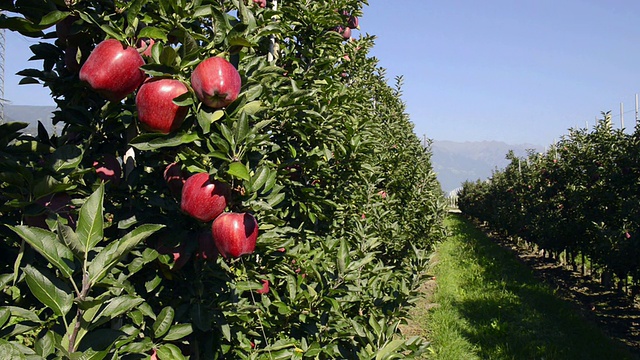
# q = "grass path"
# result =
<box><xmin>410</xmin><ymin>214</ymin><xmax>636</xmax><ymax>360</ymax></box>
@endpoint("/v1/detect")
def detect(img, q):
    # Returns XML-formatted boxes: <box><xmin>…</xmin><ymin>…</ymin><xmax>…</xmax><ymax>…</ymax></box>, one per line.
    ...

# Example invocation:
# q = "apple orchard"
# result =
<box><xmin>0</xmin><ymin>1</ymin><xmax>446</xmax><ymax>359</ymax></box>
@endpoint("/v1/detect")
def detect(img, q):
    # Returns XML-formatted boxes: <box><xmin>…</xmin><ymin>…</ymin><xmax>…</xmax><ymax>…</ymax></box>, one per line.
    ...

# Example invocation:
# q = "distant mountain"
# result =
<box><xmin>431</xmin><ymin>140</ymin><xmax>542</xmax><ymax>194</ymax></box>
<box><xmin>4</xmin><ymin>104</ymin><xmax>57</xmax><ymax>135</ymax></box>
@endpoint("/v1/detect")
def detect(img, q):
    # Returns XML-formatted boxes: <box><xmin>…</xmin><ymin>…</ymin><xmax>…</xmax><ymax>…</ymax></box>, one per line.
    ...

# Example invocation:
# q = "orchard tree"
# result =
<box><xmin>0</xmin><ymin>0</ymin><xmax>445</xmax><ymax>358</ymax></box>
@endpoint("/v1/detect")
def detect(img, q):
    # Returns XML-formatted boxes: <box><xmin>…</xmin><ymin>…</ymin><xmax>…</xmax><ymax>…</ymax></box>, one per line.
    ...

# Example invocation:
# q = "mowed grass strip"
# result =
<box><xmin>422</xmin><ymin>214</ymin><xmax>635</xmax><ymax>360</ymax></box>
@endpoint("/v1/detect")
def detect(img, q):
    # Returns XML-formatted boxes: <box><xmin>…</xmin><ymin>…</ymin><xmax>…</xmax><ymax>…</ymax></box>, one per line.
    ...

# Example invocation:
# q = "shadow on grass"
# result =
<box><xmin>446</xmin><ymin>215</ymin><xmax>636</xmax><ymax>360</ymax></box>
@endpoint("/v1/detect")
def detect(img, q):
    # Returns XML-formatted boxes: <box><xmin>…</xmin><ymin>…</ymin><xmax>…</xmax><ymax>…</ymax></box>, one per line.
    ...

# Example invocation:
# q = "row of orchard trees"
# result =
<box><xmin>459</xmin><ymin>112</ymin><xmax>640</xmax><ymax>289</ymax></box>
<box><xmin>0</xmin><ymin>0</ymin><xmax>446</xmax><ymax>358</ymax></box>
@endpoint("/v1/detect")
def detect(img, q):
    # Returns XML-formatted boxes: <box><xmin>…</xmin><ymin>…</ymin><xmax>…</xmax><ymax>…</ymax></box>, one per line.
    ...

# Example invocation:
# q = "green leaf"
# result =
<box><xmin>0</xmin><ymin>307</ymin><xmax>10</xmax><ymax>328</ymax></box>
<box><xmin>0</xmin><ymin>339</ymin><xmax>26</xmax><ymax>360</ymax></box>
<box><xmin>90</xmin><ymin>296</ymin><xmax>144</xmax><ymax>330</ymax></box>
<box><xmin>163</xmin><ymin>324</ymin><xmax>193</xmax><ymax>341</ymax></box>
<box><xmin>197</xmin><ymin>108</ymin><xmax>225</xmax><ymax>134</ymax></box>
<box><xmin>227</xmin><ymin>162</ymin><xmax>250</xmax><ymax>181</ymax></box>
<box><xmin>58</xmin><ymin>221</ymin><xmax>84</xmax><ymax>259</ymax></box>
<box><xmin>7</xmin><ymin>225</ymin><xmax>75</xmax><ymax>278</ymax></box>
<box><xmin>129</xmin><ymin>132</ymin><xmax>199</xmax><ymax>151</ymax></box>
<box><xmin>49</xmin><ymin>145</ymin><xmax>83</xmax><ymax>173</ymax></box>
<box><xmin>39</xmin><ymin>10</ymin><xmax>69</xmax><ymax>27</ymax></box>
<box><xmin>88</xmin><ymin>224</ymin><xmax>164</xmax><ymax>285</ymax></box>
<box><xmin>23</xmin><ymin>265</ymin><xmax>73</xmax><ymax>317</ymax></box>
<box><xmin>157</xmin><ymin>343</ymin><xmax>185</xmax><ymax>360</ymax></box>
<box><xmin>375</xmin><ymin>339</ymin><xmax>406</xmax><ymax>360</ymax></box>
<box><xmin>337</xmin><ymin>238</ymin><xmax>348</xmax><ymax>274</ymax></box>
<box><xmin>138</xmin><ymin>26</ymin><xmax>168</xmax><ymax>41</ymax></box>
<box><xmin>250</xmin><ymin>166</ymin><xmax>269</xmax><ymax>192</ymax></box>
<box><xmin>77</xmin><ymin>184</ymin><xmax>104</xmax><ymax>252</ymax></box>
<box><xmin>34</xmin><ymin>330</ymin><xmax>55</xmax><ymax>358</ymax></box>
<box><xmin>152</xmin><ymin>306</ymin><xmax>175</xmax><ymax>339</ymax></box>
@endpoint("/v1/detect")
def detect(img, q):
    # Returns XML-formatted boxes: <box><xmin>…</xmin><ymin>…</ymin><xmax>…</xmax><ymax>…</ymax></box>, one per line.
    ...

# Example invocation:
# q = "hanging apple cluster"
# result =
<box><xmin>333</xmin><ymin>10</ymin><xmax>359</xmax><ymax>40</ymax></box>
<box><xmin>78</xmin><ymin>38</ymin><xmax>255</xmax><ymax>260</ymax></box>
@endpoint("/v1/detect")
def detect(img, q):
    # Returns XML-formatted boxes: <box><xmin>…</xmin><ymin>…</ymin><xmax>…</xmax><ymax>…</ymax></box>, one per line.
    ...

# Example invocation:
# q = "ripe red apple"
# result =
<box><xmin>79</xmin><ymin>39</ymin><xmax>146</xmax><ymax>102</ymax></box>
<box><xmin>181</xmin><ymin>173</ymin><xmax>230</xmax><ymax>222</ymax></box>
<box><xmin>93</xmin><ymin>154</ymin><xmax>122</xmax><ymax>185</ymax></box>
<box><xmin>211</xmin><ymin>212</ymin><xmax>258</xmax><ymax>258</ymax></box>
<box><xmin>136</xmin><ymin>78</ymin><xmax>189</xmax><ymax>134</ymax></box>
<box><xmin>190</xmin><ymin>57</ymin><xmax>241</xmax><ymax>109</ymax></box>
<box><xmin>256</xmin><ymin>279</ymin><xmax>270</xmax><ymax>294</ymax></box>
<box><xmin>164</xmin><ymin>162</ymin><xmax>187</xmax><ymax>198</ymax></box>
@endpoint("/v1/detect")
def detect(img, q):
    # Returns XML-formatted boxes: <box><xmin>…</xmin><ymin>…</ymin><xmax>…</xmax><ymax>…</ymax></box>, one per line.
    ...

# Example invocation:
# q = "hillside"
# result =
<box><xmin>4</xmin><ymin>104</ymin><xmax>57</xmax><ymax>135</ymax></box>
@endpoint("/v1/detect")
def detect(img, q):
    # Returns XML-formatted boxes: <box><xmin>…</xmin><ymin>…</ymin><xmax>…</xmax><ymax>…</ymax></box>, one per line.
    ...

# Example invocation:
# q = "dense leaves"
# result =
<box><xmin>459</xmin><ymin>112</ymin><xmax>640</xmax><ymax>289</ymax></box>
<box><xmin>0</xmin><ymin>0</ymin><xmax>445</xmax><ymax>358</ymax></box>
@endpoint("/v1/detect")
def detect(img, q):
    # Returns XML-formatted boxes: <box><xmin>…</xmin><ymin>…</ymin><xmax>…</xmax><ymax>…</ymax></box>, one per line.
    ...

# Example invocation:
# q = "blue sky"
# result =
<box><xmin>5</xmin><ymin>1</ymin><xmax>640</xmax><ymax>146</ymax></box>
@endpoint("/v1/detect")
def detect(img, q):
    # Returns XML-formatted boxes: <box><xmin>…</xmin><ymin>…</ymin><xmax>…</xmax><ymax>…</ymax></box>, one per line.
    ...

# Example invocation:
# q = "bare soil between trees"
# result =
<box><xmin>471</xmin><ymin>218</ymin><xmax>640</xmax><ymax>356</ymax></box>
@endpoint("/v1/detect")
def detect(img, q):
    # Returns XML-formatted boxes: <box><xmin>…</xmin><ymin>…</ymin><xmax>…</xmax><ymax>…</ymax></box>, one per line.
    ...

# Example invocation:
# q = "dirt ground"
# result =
<box><xmin>478</xmin><ymin>221</ymin><xmax>640</xmax><ymax>356</ymax></box>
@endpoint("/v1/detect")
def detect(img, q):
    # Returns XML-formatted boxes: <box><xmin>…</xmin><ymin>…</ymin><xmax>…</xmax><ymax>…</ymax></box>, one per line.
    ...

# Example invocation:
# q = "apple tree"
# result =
<box><xmin>0</xmin><ymin>0</ymin><xmax>446</xmax><ymax>358</ymax></box>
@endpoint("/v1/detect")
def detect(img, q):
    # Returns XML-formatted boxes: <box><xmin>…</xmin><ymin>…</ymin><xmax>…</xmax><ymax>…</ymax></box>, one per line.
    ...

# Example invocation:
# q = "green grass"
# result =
<box><xmin>420</xmin><ymin>214</ymin><xmax>635</xmax><ymax>360</ymax></box>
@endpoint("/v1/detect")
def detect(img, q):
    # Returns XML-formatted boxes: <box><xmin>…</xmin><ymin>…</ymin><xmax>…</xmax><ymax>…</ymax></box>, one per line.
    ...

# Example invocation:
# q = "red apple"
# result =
<box><xmin>211</xmin><ymin>212</ymin><xmax>258</xmax><ymax>258</ymax></box>
<box><xmin>79</xmin><ymin>39</ymin><xmax>146</xmax><ymax>102</ymax></box>
<box><xmin>190</xmin><ymin>57</ymin><xmax>241</xmax><ymax>109</ymax></box>
<box><xmin>181</xmin><ymin>173</ymin><xmax>230</xmax><ymax>222</ymax></box>
<box><xmin>253</xmin><ymin>0</ymin><xmax>267</xmax><ymax>8</ymax></box>
<box><xmin>347</xmin><ymin>15</ymin><xmax>359</xmax><ymax>29</ymax></box>
<box><xmin>164</xmin><ymin>162</ymin><xmax>187</xmax><ymax>198</ymax></box>
<box><xmin>136</xmin><ymin>78</ymin><xmax>189</xmax><ymax>134</ymax></box>
<box><xmin>93</xmin><ymin>154</ymin><xmax>122</xmax><ymax>185</ymax></box>
<box><xmin>256</xmin><ymin>279</ymin><xmax>270</xmax><ymax>294</ymax></box>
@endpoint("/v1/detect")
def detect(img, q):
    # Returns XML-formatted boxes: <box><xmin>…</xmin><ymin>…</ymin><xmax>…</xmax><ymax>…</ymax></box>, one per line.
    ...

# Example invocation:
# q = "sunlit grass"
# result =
<box><xmin>419</xmin><ymin>214</ymin><xmax>634</xmax><ymax>360</ymax></box>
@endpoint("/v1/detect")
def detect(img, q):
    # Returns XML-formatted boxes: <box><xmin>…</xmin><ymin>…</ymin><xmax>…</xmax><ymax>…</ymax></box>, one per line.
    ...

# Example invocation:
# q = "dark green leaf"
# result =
<box><xmin>90</xmin><ymin>296</ymin><xmax>144</xmax><ymax>330</ymax></box>
<box><xmin>152</xmin><ymin>306</ymin><xmax>175</xmax><ymax>339</ymax></box>
<box><xmin>6</xmin><ymin>225</ymin><xmax>74</xmax><ymax>278</ymax></box>
<box><xmin>157</xmin><ymin>344</ymin><xmax>185</xmax><ymax>360</ymax></box>
<box><xmin>130</xmin><ymin>132</ymin><xmax>199</xmax><ymax>151</ymax></box>
<box><xmin>23</xmin><ymin>265</ymin><xmax>73</xmax><ymax>317</ymax></box>
<box><xmin>227</xmin><ymin>162</ymin><xmax>250</xmax><ymax>181</ymax></box>
<box><xmin>163</xmin><ymin>324</ymin><xmax>193</xmax><ymax>341</ymax></box>
<box><xmin>77</xmin><ymin>184</ymin><xmax>104</xmax><ymax>252</ymax></box>
<box><xmin>88</xmin><ymin>224</ymin><xmax>163</xmax><ymax>284</ymax></box>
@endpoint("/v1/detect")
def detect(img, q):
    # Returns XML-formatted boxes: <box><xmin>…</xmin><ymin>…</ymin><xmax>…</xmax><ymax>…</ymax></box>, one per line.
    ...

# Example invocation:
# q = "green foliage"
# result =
<box><xmin>459</xmin><ymin>112</ymin><xmax>640</xmax><ymax>285</ymax></box>
<box><xmin>0</xmin><ymin>0</ymin><xmax>445</xmax><ymax>358</ymax></box>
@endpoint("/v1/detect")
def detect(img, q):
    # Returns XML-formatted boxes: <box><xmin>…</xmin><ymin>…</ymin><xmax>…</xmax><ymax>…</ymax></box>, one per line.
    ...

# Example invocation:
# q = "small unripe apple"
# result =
<box><xmin>190</xmin><ymin>57</ymin><xmax>241</xmax><ymax>109</ymax></box>
<box><xmin>181</xmin><ymin>173</ymin><xmax>230</xmax><ymax>222</ymax></box>
<box><xmin>136</xmin><ymin>78</ymin><xmax>189</xmax><ymax>134</ymax></box>
<box><xmin>211</xmin><ymin>212</ymin><xmax>258</xmax><ymax>258</ymax></box>
<box><xmin>79</xmin><ymin>39</ymin><xmax>146</xmax><ymax>102</ymax></box>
